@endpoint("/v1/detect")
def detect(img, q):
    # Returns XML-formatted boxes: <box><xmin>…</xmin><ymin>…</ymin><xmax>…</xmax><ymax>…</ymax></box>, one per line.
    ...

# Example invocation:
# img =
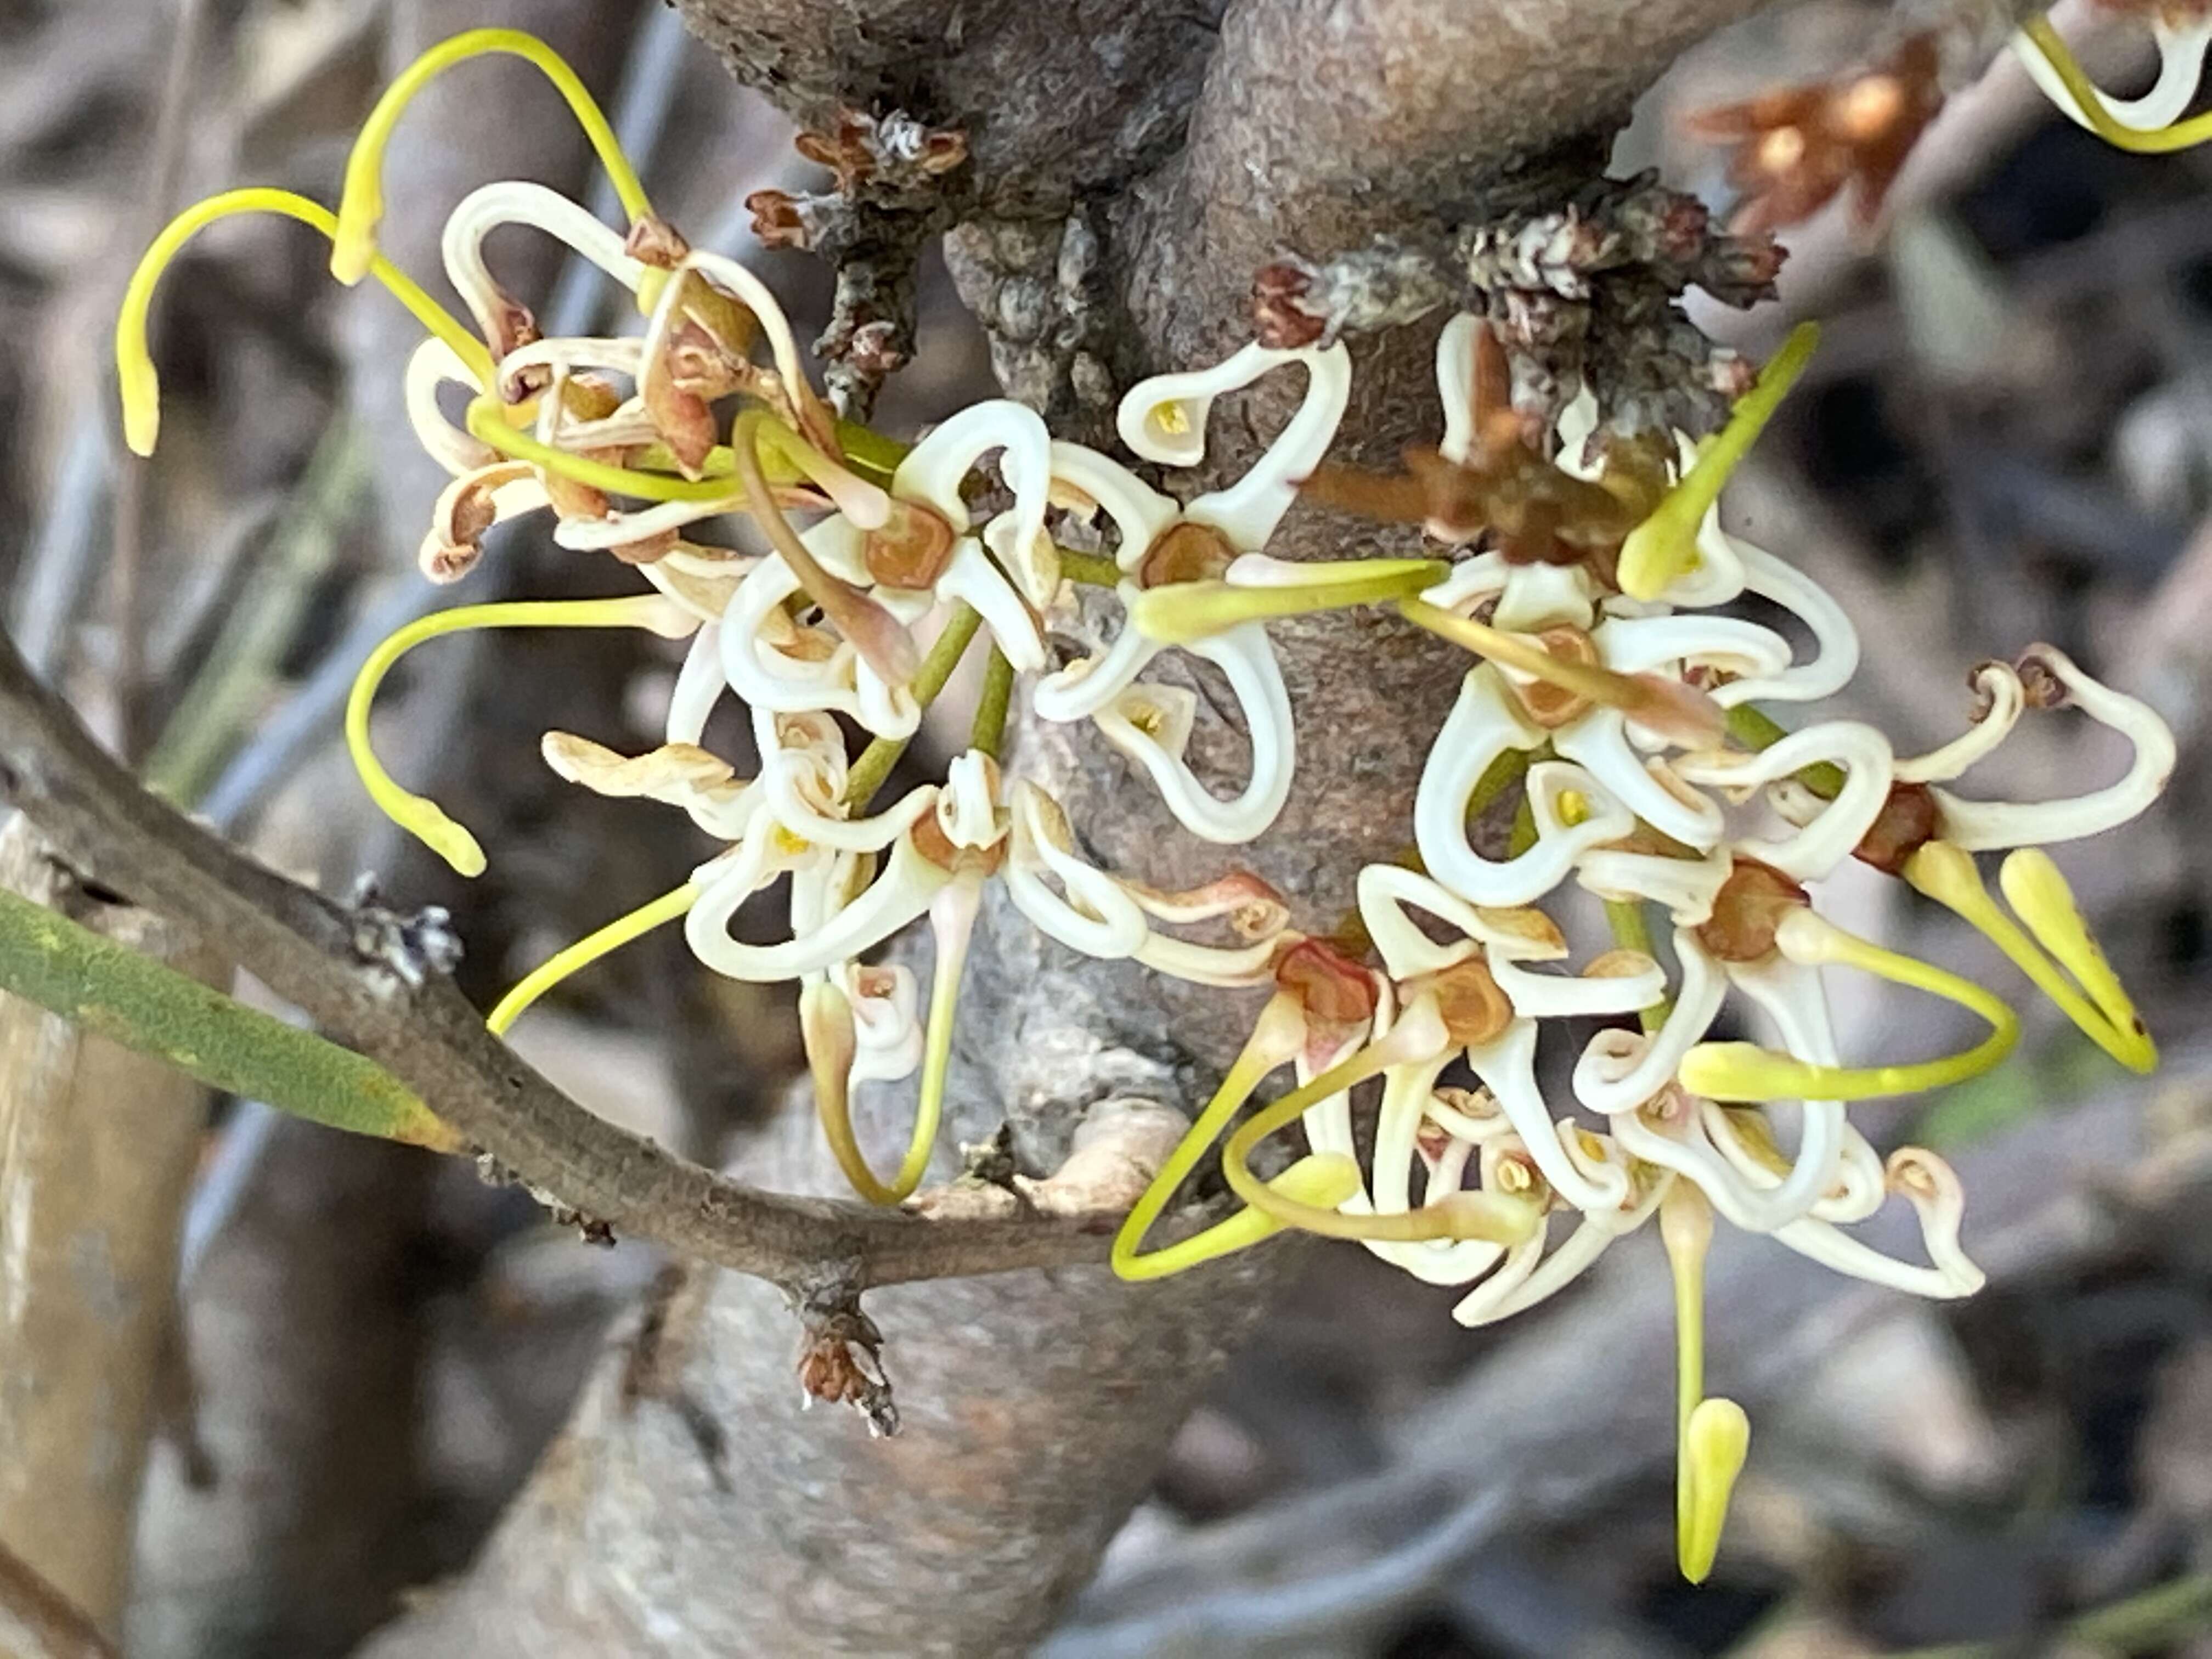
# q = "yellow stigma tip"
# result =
<box><xmin>330</xmin><ymin>215</ymin><xmax>378</xmax><ymax>287</ymax></box>
<box><xmin>1679</xmin><ymin>1397</ymin><xmax>1751</xmax><ymax>1583</ymax></box>
<box><xmin>413</xmin><ymin>805</ymin><xmax>487</xmax><ymax>879</ymax></box>
<box><xmin>1620</xmin><ymin>321</ymin><xmax>1819</xmax><ymax>601</ymax></box>
<box><xmin>122</xmin><ymin>391</ymin><xmax>160</xmax><ymax>460</ymax></box>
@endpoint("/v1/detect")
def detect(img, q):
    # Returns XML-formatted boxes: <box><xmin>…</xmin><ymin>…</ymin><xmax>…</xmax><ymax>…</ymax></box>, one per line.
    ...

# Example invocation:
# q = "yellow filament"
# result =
<box><xmin>2020</xmin><ymin>16</ymin><xmax>2212</xmax><ymax>153</ymax></box>
<box><xmin>1113</xmin><ymin>998</ymin><xmax>1303</xmax><ymax>1280</ymax></box>
<box><xmin>1679</xmin><ymin>915</ymin><xmax>2019</xmax><ymax>1101</ymax></box>
<box><xmin>1617</xmin><ymin>321</ymin><xmax>1820</xmax><ymax>601</ymax></box>
<box><xmin>1131</xmin><ymin>1155</ymin><xmax>1367</xmax><ymax>1274</ymax></box>
<box><xmin>332</xmin><ymin>29</ymin><xmax>651</xmax><ymax>287</ymax></box>
<box><xmin>1905</xmin><ymin>841</ymin><xmax>2154</xmax><ymax>1072</ymax></box>
<box><xmin>748</xmin><ymin>415</ymin><xmax>890</xmax><ymax>526</ymax></box>
<box><xmin>1661</xmin><ymin>1183</ymin><xmax>1748</xmax><ymax>1584</ymax></box>
<box><xmin>347</xmin><ymin>595</ymin><xmax>685</xmax><ymax>876</ymax></box>
<box><xmin>466</xmin><ymin>398</ymin><xmax>743</xmax><ymax>503</ymax></box>
<box><xmin>1130</xmin><ymin>558</ymin><xmax>1449</xmax><ymax>644</ymax></box>
<box><xmin>1220</xmin><ymin>1040</ymin><xmax>1542</xmax><ymax>1246</ymax></box>
<box><xmin>487</xmin><ymin>883</ymin><xmax>699</xmax><ymax>1033</ymax></box>
<box><xmin>1400</xmin><ymin>599</ymin><xmax>1722</xmax><ymax>742</ymax></box>
<box><xmin>119</xmin><ymin>188</ymin><xmax>494</xmax><ymax>458</ymax></box>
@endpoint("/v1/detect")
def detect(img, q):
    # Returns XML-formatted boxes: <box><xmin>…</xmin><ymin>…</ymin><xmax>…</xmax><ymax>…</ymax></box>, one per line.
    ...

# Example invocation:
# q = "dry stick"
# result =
<box><xmin>0</xmin><ymin>625</ymin><xmax>1110</xmax><ymax>1293</ymax></box>
<box><xmin>0</xmin><ymin>1538</ymin><xmax>116</xmax><ymax>1659</ymax></box>
<box><xmin>0</xmin><ymin>824</ymin><xmax>213</xmax><ymax>1640</ymax></box>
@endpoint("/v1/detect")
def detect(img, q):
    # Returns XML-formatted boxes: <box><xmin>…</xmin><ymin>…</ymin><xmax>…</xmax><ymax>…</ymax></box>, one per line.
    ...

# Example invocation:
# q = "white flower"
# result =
<box><xmin>1029</xmin><ymin>341</ymin><xmax>1354</xmax><ymax>844</ymax></box>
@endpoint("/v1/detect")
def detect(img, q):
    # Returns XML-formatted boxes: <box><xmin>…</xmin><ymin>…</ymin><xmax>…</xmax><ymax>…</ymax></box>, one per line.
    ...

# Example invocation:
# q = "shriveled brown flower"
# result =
<box><xmin>1687</xmin><ymin>33</ymin><xmax>1944</xmax><ymax>234</ymax></box>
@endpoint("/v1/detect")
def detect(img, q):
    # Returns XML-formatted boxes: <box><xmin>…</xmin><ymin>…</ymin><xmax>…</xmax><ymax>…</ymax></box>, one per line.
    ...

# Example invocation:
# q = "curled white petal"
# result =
<box><xmin>763</xmin><ymin>754</ymin><xmax>934</xmax><ymax>854</ymax></box>
<box><xmin>1357</xmin><ymin>1053</ymin><xmax>1514</xmax><ymax>1284</ymax></box>
<box><xmin>1002</xmin><ymin>782</ymin><xmax>1151</xmax><ymax>961</ymax></box>
<box><xmin>1420</xmin><ymin>552</ymin><xmax>1510</xmax><ymax>614</ymax></box>
<box><xmin>895</xmin><ymin>400</ymin><xmax>1055</xmax><ymax>603</ymax></box>
<box><xmin>1032</xmin><ymin>582</ymin><xmax>1163</xmax><ymax>722</ymax></box>
<box><xmin>1135</xmin><ymin>932</ymin><xmax>1281</xmax><ymax>986</ymax></box>
<box><xmin>499</xmin><ymin>334</ymin><xmax>644</xmax><ymax>385</ymax></box>
<box><xmin>1675</xmin><ymin>721</ymin><xmax>1894</xmax><ymax>881</ymax></box>
<box><xmin>1574</xmin><ymin>844</ymin><xmax>1734</xmax><ymax>927</ymax></box>
<box><xmin>1771</xmin><ymin>1206</ymin><xmax>1982</xmax><ymax>1299</ymax></box>
<box><xmin>1573</xmin><ymin>930</ymin><xmax>1728</xmax><ymax>1116</ymax></box>
<box><xmin>1413</xmin><ymin>672</ymin><xmax>1606</xmax><ymax>907</ymax></box>
<box><xmin>1093</xmin><ymin>624</ymin><xmax>1293</xmax><ymax>844</ymax></box>
<box><xmin>1045</xmin><ymin>441</ymin><xmax>1182</xmax><ymax>574</ymax></box>
<box><xmin>685</xmin><ymin>250</ymin><xmax>814</xmax><ymax>421</ymax></box>
<box><xmin>1447</xmin><ymin>1223</ymin><xmax>1549</xmax><ymax>1325</ymax></box>
<box><xmin>554</xmin><ymin>493</ymin><xmax>741</xmax><ymax>552</ymax></box>
<box><xmin>1710</xmin><ymin>542</ymin><xmax>1861</xmax><ymax>708</ymax></box>
<box><xmin>1466</xmin><ymin>1021</ymin><xmax>1630</xmax><ymax>1211</ymax></box>
<box><xmin>837</xmin><ymin>960</ymin><xmax>924</xmax><ymax>1085</ymax></box>
<box><xmin>1596</xmin><ymin>612</ymin><xmax>1793</xmax><ymax>686</ymax></box>
<box><xmin>938</xmin><ymin>750</ymin><xmax>1006</xmax><ymax>850</ymax></box>
<box><xmin>1436</xmin><ymin>312</ymin><xmax>1483</xmax><ymax>466</ymax></box>
<box><xmin>405</xmin><ymin>338</ymin><xmax>494</xmax><ymax>476</ymax></box>
<box><xmin>687</xmin><ymin>831</ymin><xmax>949</xmax><ymax>982</ymax></box>
<box><xmin>1297</xmin><ymin>1025</ymin><xmax>1370</xmax><ymax>1166</ymax></box>
<box><xmin>1488</xmin><ymin>947</ymin><xmax>1666</xmax><ymax>1021</ymax></box>
<box><xmin>441</xmin><ymin>180</ymin><xmax>645</xmax><ymax>344</ymax></box>
<box><xmin>1895</xmin><ymin>662</ymin><xmax>2026</xmax><ymax>785</ymax></box>
<box><xmin>1554</xmin><ymin>711</ymin><xmax>1724</xmax><ymax>847</ymax></box>
<box><xmin>937</xmin><ymin>537</ymin><xmax>1046</xmax><ymax>672</ymax></box>
<box><xmin>1357</xmin><ymin>864</ymin><xmax>1487</xmax><ymax>980</ymax></box>
<box><xmin>1612</xmin><ymin>1098</ymin><xmax>1791</xmax><ymax>1233</ymax></box>
<box><xmin>1932</xmin><ymin>647</ymin><xmax>2175</xmax><ymax>850</ymax></box>
<box><xmin>1182</xmin><ymin>345</ymin><xmax>1351</xmax><ymax>551</ymax></box>
<box><xmin>2015</xmin><ymin>15</ymin><xmax>2212</xmax><ymax>132</ymax></box>
<box><xmin>1491</xmin><ymin>563</ymin><xmax>1601</xmax><ymax>633</ymax></box>
<box><xmin>668</xmin><ymin>618</ymin><xmax>726</xmax><ymax>747</ymax></box>
<box><xmin>1713</xmin><ymin>950</ymin><xmax>1847</xmax><ymax>1229</ymax></box>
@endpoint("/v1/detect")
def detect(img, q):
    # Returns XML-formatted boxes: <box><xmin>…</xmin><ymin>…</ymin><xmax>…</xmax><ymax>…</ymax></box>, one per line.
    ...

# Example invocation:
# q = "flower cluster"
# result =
<box><xmin>120</xmin><ymin>29</ymin><xmax>2177</xmax><ymax>1582</ymax></box>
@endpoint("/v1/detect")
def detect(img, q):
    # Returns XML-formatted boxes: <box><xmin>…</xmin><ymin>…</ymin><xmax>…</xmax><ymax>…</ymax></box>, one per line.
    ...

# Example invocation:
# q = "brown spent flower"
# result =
<box><xmin>1273</xmin><ymin>938</ymin><xmax>1381</xmax><ymax>1036</ymax></box>
<box><xmin>1138</xmin><ymin>520</ymin><xmax>1238</xmax><ymax>589</ymax></box>
<box><xmin>1423</xmin><ymin>956</ymin><xmax>1516</xmax><ymax>1048</ymax></box>
<box><xmin>862</xmin><ymin>500</ymin><xmax>959</xmax><ymax>590</ymax></box>
<box><xmin>1252</xmin><ymin>262</ymin><xmax>1328</xmax><ymax>349</ymax></box>
<box><xmin>1696</xmin><ymin>859</ymin><xmax>1809</xmax><ymax>963</ymax></box>
<box><xmin>1302</xmin><ymin>321</ymin><xmax>1663</xmax><ymax>571</ymax></box>
<box><xmin>746</xmin><ymin>188</ymin><xmax>810</xmax><ymax>251</ymax></box>
<box><xmin>1853</xmin><ymin>780</ymin><xmax>1941</xmax><ymax>876</ymax></box>
<box><xmin>795</xmin><ymin>1305</ymin><xmax>898</xmax><ymax>1437</ymax></box>
<box><xmin>622</xmin><ymin>213</ymin><xmax>691</xmax><ymax>269</ymax></box>
<box><xmin>1686</xmin><ymin>32</ymin><xmax>1945</xmax><ymax>235</ymax></box>
<box><xmin>794</xmin><ymin>109</ymin><xmax>968</xmax><ymax>194</ymax></box>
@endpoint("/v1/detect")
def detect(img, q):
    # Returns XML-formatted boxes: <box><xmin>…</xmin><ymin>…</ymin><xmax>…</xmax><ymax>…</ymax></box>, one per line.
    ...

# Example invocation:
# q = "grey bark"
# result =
<box><xmin>363</xmin><ymin>1</ymin><xmax>1776</xmax><ymax>1653</ymax></box>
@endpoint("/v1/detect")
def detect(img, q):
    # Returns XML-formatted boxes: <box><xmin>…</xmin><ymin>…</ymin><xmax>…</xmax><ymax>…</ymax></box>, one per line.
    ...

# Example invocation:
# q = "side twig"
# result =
<box><xmin>0</xmin><ymin>623</ymin><xmax>1113</xmax><ymax>1294</ymax></box>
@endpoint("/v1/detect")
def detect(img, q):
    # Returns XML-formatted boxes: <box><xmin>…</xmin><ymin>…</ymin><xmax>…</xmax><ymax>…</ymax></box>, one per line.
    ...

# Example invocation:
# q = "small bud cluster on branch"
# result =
<box><xmin>1253</xmin><ymin>172</ymin><xmax>1784</xmax><ymax>445</ymax></box>
<box><xmin>747</xmin><ymin>108</ymin><xmax>971</xmax><ymax>419</ymax></box>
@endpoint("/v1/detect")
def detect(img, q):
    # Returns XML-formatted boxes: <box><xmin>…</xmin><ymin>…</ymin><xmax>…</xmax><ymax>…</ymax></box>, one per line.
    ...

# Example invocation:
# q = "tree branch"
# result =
<box><xmin>0</xmin><ymin>622</ymin><xmax>1113</xmax><ymax>1293</ymax></box>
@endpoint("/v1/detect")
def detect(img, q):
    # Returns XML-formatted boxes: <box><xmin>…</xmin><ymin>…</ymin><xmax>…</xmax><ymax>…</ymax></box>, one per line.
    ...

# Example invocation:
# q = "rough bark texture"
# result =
<box><xmin>365</xmin><ymin>1</ymin><xmax>1776</xmax><ymax>1652</ymax></box>
<box><xmin>0</xmin><ymin>819</ymin><xmax>216</xmax><ymax>1642</ymax></box>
